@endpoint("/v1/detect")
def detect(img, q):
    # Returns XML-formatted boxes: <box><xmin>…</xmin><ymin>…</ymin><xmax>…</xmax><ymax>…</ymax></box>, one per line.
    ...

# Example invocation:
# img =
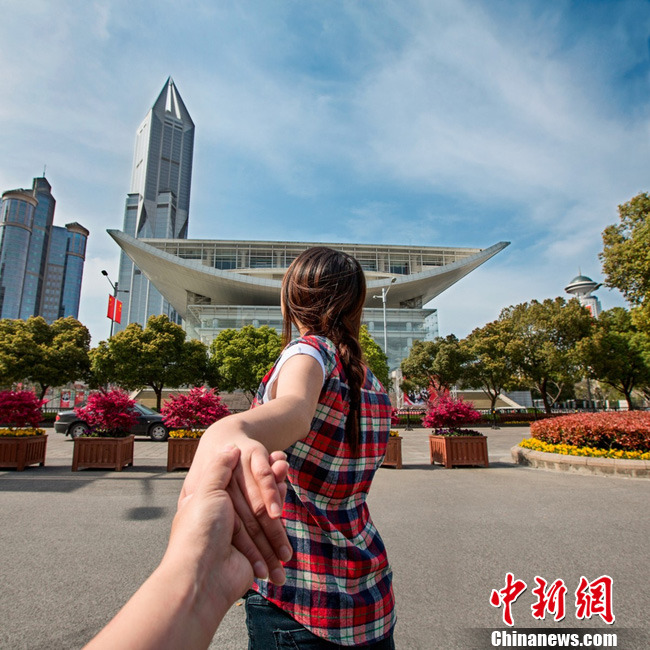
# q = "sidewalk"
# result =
<box><xmin>1</xmin><ymin>427</ymin><xmax>648</xmax><ymax>649</ymax></box>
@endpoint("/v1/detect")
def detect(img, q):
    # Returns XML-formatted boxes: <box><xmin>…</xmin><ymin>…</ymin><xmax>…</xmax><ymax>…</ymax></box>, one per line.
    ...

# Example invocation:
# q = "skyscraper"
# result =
<box><xmin>0</xmin><ymin>176</ymin><xmax>88</xmax><ymax>322</ymax></box>
<box><xmin>116</xmin><ymin>77</ymin><xmax>195</xmax><ymax>331</ymax></box>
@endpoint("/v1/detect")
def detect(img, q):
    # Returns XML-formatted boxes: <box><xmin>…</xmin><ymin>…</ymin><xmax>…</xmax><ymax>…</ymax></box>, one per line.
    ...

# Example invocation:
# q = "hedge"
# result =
<box><xmin>530</xmin><ymin>411</ymin><xmax>650</xmax><ymax>452</ymax></box>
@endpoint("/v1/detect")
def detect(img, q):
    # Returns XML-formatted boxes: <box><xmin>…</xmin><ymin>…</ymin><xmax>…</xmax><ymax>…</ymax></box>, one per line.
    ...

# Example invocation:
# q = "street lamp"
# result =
<box><xmin>101</xmin><ymin>270</ymin><xmax>129</xmax><ymax>338</ymax></box>
<box><xmin>373</xmin><ymin>277</ymin><xmax>397</xmax><ymax>357</ymax></box>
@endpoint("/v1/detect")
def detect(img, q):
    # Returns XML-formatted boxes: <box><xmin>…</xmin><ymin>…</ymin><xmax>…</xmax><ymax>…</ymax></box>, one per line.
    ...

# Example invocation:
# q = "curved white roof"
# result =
<box><xmin>108</xmin><ymin>229</ymin><xmax>509</xmax><ymax>320</ymax></box>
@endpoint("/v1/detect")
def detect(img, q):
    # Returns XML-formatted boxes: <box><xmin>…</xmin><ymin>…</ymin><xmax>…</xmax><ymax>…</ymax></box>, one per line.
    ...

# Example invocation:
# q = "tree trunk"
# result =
<box><xmin>538</xmin><ymin>380</ymin><xmax>552</xmax><ymax>414</ymax></box>
<box><xmin>152</xmin><ymin>385</ymin><xmax>163</xmax><ymax>411</ymax></box>
<box><xmin>38</xmin><ymin>384</ymin><xmax>49</xmax><ymax>402</ymax></box>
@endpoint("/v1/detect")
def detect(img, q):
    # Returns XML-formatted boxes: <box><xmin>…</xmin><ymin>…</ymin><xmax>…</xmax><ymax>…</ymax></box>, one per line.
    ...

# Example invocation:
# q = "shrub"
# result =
<box><xmin>0</xmin><ymin>390</ymin><xmax>44</xmax><ymax>429</ymax></box>
<box><xmin>161</xmin><ymin>387</ymin><xmax>230</xmax><ymax>433</ymax></box>
<box><xmin>519</xmin><ymin>437</ymin><xmax>650</xmax><ymax>460</ymax></box>
<box><xmin>75</xmin><ymin>390</ymin><xmax>138</xmax><ymax>437</ymax></box>
<box><xmin>530</xmin><ymin>411</ymin><xmax>650</xmax><ymax>452</ymax></box>
<box><xmin>422</xmin><ymin>393</ymin><xmax>481</xmax><ymax>432</ymax></box>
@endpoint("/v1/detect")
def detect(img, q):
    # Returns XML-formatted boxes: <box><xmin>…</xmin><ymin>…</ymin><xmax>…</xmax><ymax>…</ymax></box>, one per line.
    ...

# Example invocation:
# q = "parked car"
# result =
<box><xmin>54</xmin><ymin>403</ymin><xmax>169</xmax><ymax>441</ymax></box>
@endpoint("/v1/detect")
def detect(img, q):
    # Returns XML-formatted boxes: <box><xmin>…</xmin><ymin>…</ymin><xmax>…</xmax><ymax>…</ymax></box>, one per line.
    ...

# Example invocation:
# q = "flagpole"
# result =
<box><xmin>102</xmin><ymin>270</ymin><xmax>129</xmax><ymax>338</ymax></box>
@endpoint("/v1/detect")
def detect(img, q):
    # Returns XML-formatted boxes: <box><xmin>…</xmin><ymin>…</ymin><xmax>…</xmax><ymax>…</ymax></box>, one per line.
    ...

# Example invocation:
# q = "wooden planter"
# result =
<box><xmin>0</xmin><ymin>435</ymin><xmax>47</xmax><ymax>471</ymax></box>
<box><xmin>167</xmin><ymin>438</ymin><xmax>200</xmax><ymax>471</ymax></box>
<box><xmin>382</xmin><ymin>435</ymin><xmax>403</xmax><ymax>469</ymax></box>
<box><xmin>72</xmin><ymin>435</ymin><xmax>134</xmax><ymax>471</ymax></box>
<box><xmin>429</xmin><ymin>433</ymin><xmax>489</xmax><ymax>468</ymax></box>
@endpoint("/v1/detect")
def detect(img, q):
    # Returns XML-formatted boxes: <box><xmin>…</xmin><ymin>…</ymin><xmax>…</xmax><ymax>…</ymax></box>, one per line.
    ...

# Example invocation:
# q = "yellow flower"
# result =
<box><xmin>518</xmin><ymin>438</ymin><xmax>649</xmax><ymax>460</ymax></box>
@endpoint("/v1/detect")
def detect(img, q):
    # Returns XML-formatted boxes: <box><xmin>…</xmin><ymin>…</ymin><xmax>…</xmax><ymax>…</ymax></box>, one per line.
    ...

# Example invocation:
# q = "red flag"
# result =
<box><xmin>107</xmin><ymin>295</ymin><xmax>116</xmax><ymax>320</ymax></box>
<box><xmin>114</xmin><ymin>299</ymin><xmax>123</xmax><ymax>324</ymax></box>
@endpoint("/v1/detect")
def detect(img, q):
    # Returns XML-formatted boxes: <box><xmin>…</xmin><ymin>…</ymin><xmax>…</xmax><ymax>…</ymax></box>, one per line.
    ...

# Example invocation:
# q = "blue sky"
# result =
<box><xmin>2</xmin><ymin>0</ymin><xmax>648</xmax><ymax>344</ymax></box>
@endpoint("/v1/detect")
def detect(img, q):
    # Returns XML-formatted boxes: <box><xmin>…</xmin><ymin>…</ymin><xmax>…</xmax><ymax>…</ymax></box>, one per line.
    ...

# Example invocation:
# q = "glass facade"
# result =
<box><xmin>116</xmin><ymin>78</ymin><xmax>194</xmax><ymax>332</ymax></box>
<box><xmin>0</xmin><ymin>191</ymin><xmax>36</xmax><ymax>318</ymax></box>
<box><xmin>185</xmin><ymin>305</ymin><xmax>438</xmax><ymax>370</ymax></box>
<box><xmin>0</xmin><ymin>178</ymin><xmax>88</xmax><ymax>322</ymax></box>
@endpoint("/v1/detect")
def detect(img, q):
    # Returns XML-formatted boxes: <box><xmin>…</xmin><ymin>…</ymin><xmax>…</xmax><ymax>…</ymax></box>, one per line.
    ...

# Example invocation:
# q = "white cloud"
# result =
<box><xmin>0</xmin><ymin>0</ymin><xmax>646</xmax><ymax>345</ymax></box>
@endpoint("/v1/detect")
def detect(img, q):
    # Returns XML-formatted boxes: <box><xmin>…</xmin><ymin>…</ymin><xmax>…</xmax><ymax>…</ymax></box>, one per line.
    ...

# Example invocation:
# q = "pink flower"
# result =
<box><xmin>161</xmin><ymin>387</ymin><xmax>230</xmax><ymax>431</ymax></box>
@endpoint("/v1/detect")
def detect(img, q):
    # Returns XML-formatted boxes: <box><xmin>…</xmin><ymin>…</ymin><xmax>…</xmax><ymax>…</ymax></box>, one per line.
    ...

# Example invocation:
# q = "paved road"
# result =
<box><xmin>1</xmin><ymin>427</ymin><xmax>647</xmax><ymax>649</ymax></box>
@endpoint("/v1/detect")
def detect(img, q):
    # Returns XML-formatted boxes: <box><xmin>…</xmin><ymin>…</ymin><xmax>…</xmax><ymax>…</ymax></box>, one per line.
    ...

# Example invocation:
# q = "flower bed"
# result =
<box><xmin>168</xmin><ymin>429</ymin><xmax>204</xmax><ymax>439</ymax></box>
<box><xmin>519</xmin><ymin>437</ymin><xmax>650</xmax><ymax>460</ymax></box>
<box><xmin>530</xmin><ymin>411</ymin><xmax>650</xmax><ymax>452</ymax></box>
<box><xmin>0</xmin><ymin>427</ymin><xmax>45</xmax><ymax>437</ymax></box>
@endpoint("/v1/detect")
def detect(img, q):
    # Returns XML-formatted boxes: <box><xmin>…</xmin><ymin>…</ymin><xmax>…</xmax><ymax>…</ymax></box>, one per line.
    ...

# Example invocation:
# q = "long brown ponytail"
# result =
<box><xmin>281</xmin><ymin>247</ymin><xmax>366</xmax><ymax>454</ymax></box>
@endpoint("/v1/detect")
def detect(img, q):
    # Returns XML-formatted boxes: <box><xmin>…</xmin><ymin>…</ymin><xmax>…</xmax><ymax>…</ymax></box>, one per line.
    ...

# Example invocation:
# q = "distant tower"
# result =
<box><xmin>565</xmin><ymin>273</ymin><xmax>602</xmax><ymax>317</ymax></box>
<box><xmin>116</xmin><ymin>77</ymin><xmax>195</xmax><ymax>331</ymax></box>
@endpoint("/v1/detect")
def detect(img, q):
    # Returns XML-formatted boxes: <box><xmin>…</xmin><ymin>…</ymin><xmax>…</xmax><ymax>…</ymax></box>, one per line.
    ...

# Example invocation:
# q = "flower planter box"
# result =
<box><xmin>429</xmin><ymin>434</ymin><xmax>489</xmax><ymax>468</ymax></box>
<box><xmin>167</xmin><ymin>438</ymin><xmax>200</xmax><ymax>471</ymax></box>
<box><xmin>0</xmin><ymin>435</ymin><xmax>47</xmax><ymax>471</ymax></box>
<box><xmin>72</xmin><ymin>435</ymin><xmax>134</xmax><ymax>471</ymax></box>
<box><xmin>382</xmin><ymin>435</ymin><xmax>403</xmax><ymax>469</ymax></box>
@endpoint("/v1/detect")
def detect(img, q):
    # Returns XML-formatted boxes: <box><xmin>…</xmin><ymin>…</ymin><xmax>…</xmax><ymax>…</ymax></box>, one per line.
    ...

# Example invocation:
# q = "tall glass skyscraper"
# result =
<box><xmin>0</xmin><ymin>177</ymin><xmax>88</xmax><ymax>322</ymax></box>
<box><xmin>116</xmin><ymin>77</ymin><xmax>195</xmax><ymax>331</ymax></box>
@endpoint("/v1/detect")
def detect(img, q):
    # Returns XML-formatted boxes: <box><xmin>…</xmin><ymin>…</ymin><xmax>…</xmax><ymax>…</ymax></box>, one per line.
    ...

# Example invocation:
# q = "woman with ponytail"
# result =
<box><xmin>181</xmin><ymin>247</ymin><xmax>396</xmax><ymax>648</ymax></box>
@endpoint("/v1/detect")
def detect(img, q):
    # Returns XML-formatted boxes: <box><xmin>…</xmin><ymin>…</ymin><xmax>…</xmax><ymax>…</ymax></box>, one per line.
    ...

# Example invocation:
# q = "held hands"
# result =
<box><xmin>85</xmin><ymin>445</ymin><xmax>292</xmax><ymax>650</ymax></box>
<box><xmin>179</xmin><ymin>429</ymin><xmax>292</xmax><ymax>587</ymax></box>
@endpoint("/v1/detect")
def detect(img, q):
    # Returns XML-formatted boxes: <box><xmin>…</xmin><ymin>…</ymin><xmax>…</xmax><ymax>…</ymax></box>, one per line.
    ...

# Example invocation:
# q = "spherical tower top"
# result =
<box><xmin>565</xmin><ymin>274</ymin><xmax>602</xmax><ymax>298</ymax></box>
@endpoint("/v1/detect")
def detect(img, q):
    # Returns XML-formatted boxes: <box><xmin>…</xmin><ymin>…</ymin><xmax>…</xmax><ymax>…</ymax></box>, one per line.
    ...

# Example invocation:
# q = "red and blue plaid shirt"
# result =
<box><xmin>251</xmin><ymin>335</ymin><xmax>396</xmax><ymax>646</ymax></box>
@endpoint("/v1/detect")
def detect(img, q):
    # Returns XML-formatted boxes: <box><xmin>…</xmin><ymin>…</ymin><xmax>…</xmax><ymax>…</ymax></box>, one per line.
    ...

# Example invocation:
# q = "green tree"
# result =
<box><xmin>502</xmin><ymin>298</ymin><xmax>594</xmax><ymax>413</ymax></box>
<box><xmin>0</xmin><ymin>317</ymin><xmax>90</xmax><ymax>399</ymax></box>
<box><xmin>359</xmin><ymin>325</ymin><xmax>390</xmax><ymax>389</ymax></box>
<box><xmin>209</xmin><ymin>325</ymin><xmax>282</xmax><ymax>402</ymax></box>
<box><xmin>600</xmin><ymin>193</ymin><xmax>650</xmax><ymax>307</ymax></box>
<box><xmin>576</xmin><ymin>307</ymin><xmax>650</xmax><ymax>410</ymax></box>
<box><xmin>90</xmin><ymin>315</ymin><xmax>209</xmax><ymax>410</ymax></box>
<box><xmin>400</xmin><ymin>335</ymin><xmax>467</xmax><ymax>395</ymax></box>
<box><xmin>461</xmin><ymin>319</ymin><xmax>517</xmax><ymax>412</ymax></box>
<box><xmin>0</xmin><ymin>320</ymin><xmax>32</xmax><ymax>388</ymax></box>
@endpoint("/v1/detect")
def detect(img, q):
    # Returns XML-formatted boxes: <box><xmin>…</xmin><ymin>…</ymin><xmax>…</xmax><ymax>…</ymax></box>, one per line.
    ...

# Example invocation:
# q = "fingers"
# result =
<box><xmin>250</xmin><ymin>446</ymin><xmax>284</xmax><ymax>519</ymax></box>
<box><xmin>269</xmin><ymin>451</ymin><xmax>289</xmax><ymax>486</ymax></box>
<box><xmin>194</xmin><ymin>446</ymin><xmax>241</xmax><ymax>496</ymax></box>
<box><xmin>177</xmin><ymin>445</ymin><xmax>241</xmax><ymax>509</ymax></box>
<box><xmin>228</xmin><ymin>472</ymin><xmax>289</xmax><ymax>585</ymax></box>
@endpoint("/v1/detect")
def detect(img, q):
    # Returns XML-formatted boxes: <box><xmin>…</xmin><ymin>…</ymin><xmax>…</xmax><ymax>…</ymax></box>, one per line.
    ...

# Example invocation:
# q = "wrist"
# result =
<box><xmin>153</xmin><ymin>557</ymin><xmax>229</xmax><ymax>642</ymax></box>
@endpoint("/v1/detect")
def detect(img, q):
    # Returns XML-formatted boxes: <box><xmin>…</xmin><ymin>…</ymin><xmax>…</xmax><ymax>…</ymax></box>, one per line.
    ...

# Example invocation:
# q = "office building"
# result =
<box><xmin>0</xmin><ymin>176</ymin><xmax>88</xmax><ymax>322</ymax></box>
<box><xmin>110</xmin><ymin>230</ymin><xmax>509</xmax><ymax>368</ymax></box>
<box><xmin>115</xmin><ymin>77</ymin><xmax>195</xmax><ymax>331</ymax></box>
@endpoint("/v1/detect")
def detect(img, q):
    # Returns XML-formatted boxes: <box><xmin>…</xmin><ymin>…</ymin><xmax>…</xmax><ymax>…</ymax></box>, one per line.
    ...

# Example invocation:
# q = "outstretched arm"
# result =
<box><xmin>85</xmin><ymin>446</ymin><xmax>289</xmax><ymax>650</ymax></box>
<box><xmin>179</xmin><ymin>353</ymin><xmax>324</xmax><ymax>584</ymax></box>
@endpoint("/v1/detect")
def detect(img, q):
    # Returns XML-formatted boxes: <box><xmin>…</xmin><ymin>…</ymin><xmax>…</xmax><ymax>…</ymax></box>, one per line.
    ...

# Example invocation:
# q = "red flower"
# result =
<box><xmin>75</xmin><ymin>390</ymin><xmax>138</xmax><ymax>437</ymax></box>
<box><xmin>531</xmin><ymin>411</ymin><xmax>650</xmax><ymax>452</ymax></box>
<box><xmin>0</xmin><ymin>390</ymin><xmax>44</xmax><ymax>428</ymax></box>
<box><xmin>422</xmin><ymin>392</ymin><xmax>481</xmax><ymax>430</ymax></box>
<box><xmin>161</xmin><ymin>387</ymin><xmax>230</xmax><ymax>431</ymax></box>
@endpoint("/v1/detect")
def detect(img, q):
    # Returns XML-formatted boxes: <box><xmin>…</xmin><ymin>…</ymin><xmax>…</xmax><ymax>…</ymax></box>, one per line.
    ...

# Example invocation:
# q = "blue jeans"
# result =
<box><xmin>244</xmin><ymin>591</ymin><xmax>396</xmax><ymax>649</ymax></box>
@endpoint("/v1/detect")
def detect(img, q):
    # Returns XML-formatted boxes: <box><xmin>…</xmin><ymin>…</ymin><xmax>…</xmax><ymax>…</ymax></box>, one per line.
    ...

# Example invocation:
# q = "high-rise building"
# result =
<box><xmin>0</xmin><ymin>176</ymin><xmax>89</xmax><ymax>322</ymax></box>
<box><xmin>116</xmin><ymin>77</ymin><xmax>195</xmax><ymax>331</ymax></box>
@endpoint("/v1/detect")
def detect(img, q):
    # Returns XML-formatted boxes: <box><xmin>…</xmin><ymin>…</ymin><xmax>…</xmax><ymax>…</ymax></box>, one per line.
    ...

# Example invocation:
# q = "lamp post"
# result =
<box><xmin>373</xmin><ymin>277</ymin><xmax>397</xmax><ymax>357</ymax></box>
<box><xmin>101</xmin><ymin>270</ymin><xmax>128</xmax><ymax>338</ymax></box>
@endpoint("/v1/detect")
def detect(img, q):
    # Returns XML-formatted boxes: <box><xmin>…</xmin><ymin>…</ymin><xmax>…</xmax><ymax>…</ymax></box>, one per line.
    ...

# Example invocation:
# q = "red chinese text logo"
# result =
<box><xmin>491</xmin><ymin>574</ymin><xmax>614</xmax><ymax>627</ymax></box>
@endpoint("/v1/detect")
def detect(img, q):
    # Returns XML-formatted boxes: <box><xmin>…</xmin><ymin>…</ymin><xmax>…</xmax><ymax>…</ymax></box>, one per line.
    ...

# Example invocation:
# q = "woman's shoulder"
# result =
<box><xmin>287</xmin><ymin>335</ymin><xmax>338</xmax><ymax>372</ymax></box>
<box><xmin>287</xmin><ymin>334</ymin><xmax>335</xmax><ymax>352</ymax></box>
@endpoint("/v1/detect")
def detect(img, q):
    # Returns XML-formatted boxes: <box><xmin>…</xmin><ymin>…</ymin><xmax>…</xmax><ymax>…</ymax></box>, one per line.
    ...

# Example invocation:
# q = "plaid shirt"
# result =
<box><xmin>251</xmin><ymin>335</ymin><xmax>396</xmax><ymax>646</ymax></box>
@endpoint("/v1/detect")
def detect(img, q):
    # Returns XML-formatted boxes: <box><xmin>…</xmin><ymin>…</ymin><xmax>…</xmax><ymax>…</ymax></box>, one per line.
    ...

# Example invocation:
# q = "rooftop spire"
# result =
<box><xmin>151</xmin><ymin>77</ymin><xmax>194</xmax><ymax>126</ymax></box>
